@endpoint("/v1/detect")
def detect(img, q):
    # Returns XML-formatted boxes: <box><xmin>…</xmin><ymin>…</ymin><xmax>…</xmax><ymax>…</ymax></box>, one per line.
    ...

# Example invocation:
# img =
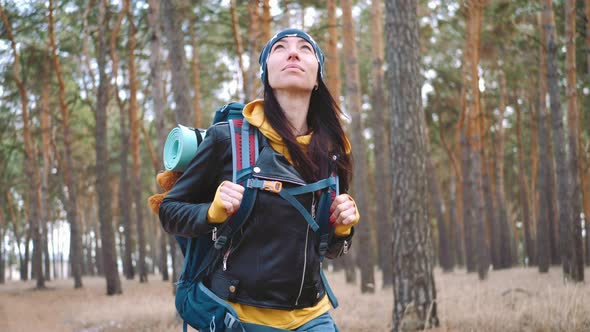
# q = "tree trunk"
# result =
<box><xmin>2</xmin><ymin>3</ymin><xmax>45</xmax><ymax>288</ymax></box>
<box><xmin>262</xmin><ymin>0</ymin><xmax>272</xmax><ymax>41</ymax></box>
<box><xmin>247</xmin><ymin>1</ymin><xmax>262</xmax><ymax>99</ymax></box>
<box><xmin>565</xmin><ymin>0</ymin><xmax>584</xmax><ymax>280</ymax></box>
<box><xmin>515</xmin><ymin>101</ymin><xmax>534</xmax><ymax>266</ymax></box>
<box><xmin>96</xmin><ymin>0</ymin><xmax>122</xmax><ymax>294</ymax></box>
<box><xmin>369</xmin><ymin>0</ymin><xmax>394</xmax><ymax>285</ymax></box>
<box><xmin>587</xmin><ymin>0</ymin><xmax>590</xmax><ymax>80</ymax></box>
<box><xmin>325</xmin><ymin>0</ymin><xmax>341</xmax><ymax>106</ymax></box>
<box><xmin>230</xmin><ymin>0</ymin><xmax>251</xmax><ymax>99</ymax></box>
<box><xmin>449</xmin><ymin>174</ymin><xmax>463</xmax><ymax>266</ymax></box>
<box><xmin>536</xmin><ymin>83</ymin><xmax>552</xmax><ymax>273</ymax></box>
<box><xmin>39</xmin><ymin>55</ymin><xmax>53</xmax><ymax>281</ymax></box>
<box><xmin>48</xmin><ymin>0</ymin><xmax>83</xmax><ymax>288</ymax></box>
<box><xmin>536</xmin><ymin>24</ymin><xmax>555</xmax><ymax>273</ymax></box>
<box><xmin>148</xmin><ymin>0</ymin><xmax>170</xmax><ymax>282</ymax></box>
<box><xmin>426</xmin><ymin>141</ymin><xmax>453</xmax><ymax>272</ymax></box>
<box><xmin>439</xmin><ymin>112</ymin><xmax>463</xmax><ymax>267</ymax></box>
<box><xmin>582</xmin><ymin>0</ymin><xmax>590</xmax><ymax>267</ymax></box>
<box><xmin>461</xmin><ymin>131</ymin><xmax>476</xmax><ymax>272</ymax></box>
<box><xmin>189</xmin><ymin>21</ymin><xmax>202</xmax><ymax>129</ymax></box>
<box><xmin>537</xmin><ymin>16</ymin><xmax>560</xmax><ymax>265</ymax></box>
<box><xmin>463</xmin><ymin>0</ymin><xmax>489</xmax><ymax>280</ymax></box>
<box><xmin>495</xmin><ymin>71</ymin><xmax>512</xmax><ymax>269</ymax></box>
<box><xmin>458</xmin><ymin>5</ymin><xmax>475</xmax><ymax>273</ymax></box>
<box><xmin>386</xmin><ymin>1</ymin><xmax>439</xmax><ymax>330</ymax></box>
<box><xmin>480</xmin><ymin>104</ymin><xmax>498</xmax><ymax>270</ymax></box>
<box><xmin>128</xmin><ymin>11</ymin><xmax>148</xmax><ymax>283</ymax></box>
<box><xmin>341</xmin><ymin>0</ymin><xmax>375</xmax><ymax>294</ymax></box>
<box><xmin>5</xmin><ymin>192</ymin><xmax>24</xmax><ymax>280</ymax></box>
<box><xmin>0</xmin><ymin>211</ymin><xmax>5</xmax><ymax>283</ymax></box>
<box><xmin>543</xmin><ymin>0</ymin><xmax>577</xmax><ymax>281</ymax></box>
<box><xmin>161</xmin><ymin>0</ymin><xmax>193</xmax><ymax>125</ymax></box>
<box><xmin>110</xmin><ymin>0</ymin><xmax>134</xmax><ymax>280</ymax></box>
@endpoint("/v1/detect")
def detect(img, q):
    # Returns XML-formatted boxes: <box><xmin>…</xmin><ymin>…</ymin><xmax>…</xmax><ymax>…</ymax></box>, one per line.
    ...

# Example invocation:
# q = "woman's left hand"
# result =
<box><xmin>329</xmin><ymin>194</ymin><xmax>358</xmax><ymax>227</ymax></box>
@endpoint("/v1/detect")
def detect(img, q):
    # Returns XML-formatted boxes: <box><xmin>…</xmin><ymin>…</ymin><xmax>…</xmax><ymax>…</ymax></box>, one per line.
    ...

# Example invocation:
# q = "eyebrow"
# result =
<box><xmin>273</xmin><ymin>39</ymin><xmax>312</xmax><ymax>46</ymax></box>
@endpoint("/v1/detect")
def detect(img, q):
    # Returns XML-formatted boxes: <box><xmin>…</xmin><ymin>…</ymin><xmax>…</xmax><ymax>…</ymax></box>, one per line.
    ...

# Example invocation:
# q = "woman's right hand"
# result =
<box><xmin>215</xmin><ymin>181</ymin><xmax>245</xmax><ymax>216</ymax></box>
<box><xmin>208</xmin><ymin>181</ymin><xmax>245</xmax><ymax>223</ymax></box>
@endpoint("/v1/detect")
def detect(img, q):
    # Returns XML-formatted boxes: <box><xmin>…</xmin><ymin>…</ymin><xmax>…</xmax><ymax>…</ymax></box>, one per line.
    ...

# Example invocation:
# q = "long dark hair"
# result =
<box><xmin>263</xmin><ymin>77</ymin><xmax>352</xmax><ymax>191</ymax></box>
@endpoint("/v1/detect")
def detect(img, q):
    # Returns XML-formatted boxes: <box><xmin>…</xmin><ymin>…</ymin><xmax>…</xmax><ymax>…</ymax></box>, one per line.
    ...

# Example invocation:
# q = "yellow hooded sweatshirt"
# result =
<box><xmin>206</xmin><ymin>99</ymin><xmax>358</xmax><ymax>329</ymax></box>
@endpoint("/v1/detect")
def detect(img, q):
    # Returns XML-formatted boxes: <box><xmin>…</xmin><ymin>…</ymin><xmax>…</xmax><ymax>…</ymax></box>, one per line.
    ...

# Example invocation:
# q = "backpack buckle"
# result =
<box><xmin>247</xmin><ymin>178</ymin><xmax>282</xmax><ymax>193</ymax></box>
<box><xmin>261</xmin><ymin>180</ymin><xmax>282</xmax><ymax>193</ymax></box>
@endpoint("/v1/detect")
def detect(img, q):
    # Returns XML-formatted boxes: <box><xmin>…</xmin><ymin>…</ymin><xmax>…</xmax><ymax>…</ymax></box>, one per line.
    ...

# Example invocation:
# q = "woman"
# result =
<box><xmin>160</xmin><ymin>28</ymin><xmax>360</xmax><ymax>331</ymax></box>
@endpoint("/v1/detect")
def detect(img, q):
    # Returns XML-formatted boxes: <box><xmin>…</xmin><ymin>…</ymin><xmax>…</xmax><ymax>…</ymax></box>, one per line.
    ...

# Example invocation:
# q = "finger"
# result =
<box><xmin>340</xmin><ymin>211</ymin><xmax>357</xmax><ymax>225</ymax></box>
<box><xmin>335</xmin><ymin>208</ymin><xmax>356</xmax><ymax>225</ymax></box>
<box><xmin>220</xmin><ymin>186</ymin><xmax>244</xmax><ymax>201</ymax></box>
<box><xmin>330</xmin><ymin>200</ymin><xmax>355</xmax><ymax>220</ymax></box>
<box><xmin>221</xmin><ymin>181</ymin><xmax>245</xmax><ymax>194</ymax></box>
<box><xmin>330</xmin><ymin>194</ymin><xmax>352</xmax><ymax>212</ymax></box>
<box><xmin>220</xmin><ymin>193</ymin><xmax>238</xmax><ymax>211</ymax></box>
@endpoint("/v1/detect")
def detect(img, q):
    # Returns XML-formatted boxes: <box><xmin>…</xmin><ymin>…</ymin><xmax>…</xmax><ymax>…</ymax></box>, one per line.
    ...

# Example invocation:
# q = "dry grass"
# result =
<box><xmin>0</xmin><ymin>267</ymin><xmax>589</xmax><ymax>332</ymax></box>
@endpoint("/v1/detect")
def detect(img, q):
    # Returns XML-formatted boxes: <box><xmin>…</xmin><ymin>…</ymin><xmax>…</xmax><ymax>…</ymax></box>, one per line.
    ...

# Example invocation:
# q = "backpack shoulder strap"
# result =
<box><xmin>193</xmin><ymin>117</ymin><xmax>259</xmax><ymax>281</ymax></box>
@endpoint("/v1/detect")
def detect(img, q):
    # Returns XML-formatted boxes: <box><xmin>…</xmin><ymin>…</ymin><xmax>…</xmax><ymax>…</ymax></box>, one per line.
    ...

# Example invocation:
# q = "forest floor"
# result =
<box><xmin>1</xmin><ymin>266</ymin><xmax>589</xmax><ymax>332</ymax></box>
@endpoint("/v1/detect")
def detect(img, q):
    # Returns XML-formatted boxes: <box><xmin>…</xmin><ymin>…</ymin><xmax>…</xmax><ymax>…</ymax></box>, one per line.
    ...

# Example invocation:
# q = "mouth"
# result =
<box><xmin>282</xmin><ymin>64</ymin><xmax>304</xmax><ymax>72</ymax></box>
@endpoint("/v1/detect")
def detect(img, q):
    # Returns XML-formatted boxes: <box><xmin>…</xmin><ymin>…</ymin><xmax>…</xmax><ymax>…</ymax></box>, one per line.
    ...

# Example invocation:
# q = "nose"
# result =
<box><xmin>287</xmin><ymin>45</ymin><xmax>300</xmax><ymax>60</ymax></box>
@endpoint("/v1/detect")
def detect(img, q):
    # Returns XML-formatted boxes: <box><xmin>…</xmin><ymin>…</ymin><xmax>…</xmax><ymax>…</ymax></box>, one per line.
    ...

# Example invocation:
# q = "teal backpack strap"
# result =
<box><xmin>316</xmin><ymin>155</ymin><xmax>341</xmax><ymax>309</ymax></box>
<box><xmin>193</xmin><ymin>118</ymin><xmax>259</xmax><ymax>281</ymax></box>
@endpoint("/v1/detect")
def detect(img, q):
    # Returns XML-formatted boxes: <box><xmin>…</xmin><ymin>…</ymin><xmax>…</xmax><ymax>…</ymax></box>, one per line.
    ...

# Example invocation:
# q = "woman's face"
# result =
<box><xmin>266</xmin><ymin>36</ymin><xmax>319</xmax><ymax>93</ymax></box>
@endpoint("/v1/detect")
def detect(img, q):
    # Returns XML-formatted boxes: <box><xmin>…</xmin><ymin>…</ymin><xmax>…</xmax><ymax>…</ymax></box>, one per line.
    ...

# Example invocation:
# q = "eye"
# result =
<box><xmin>271</xmin><ymin>44</ymin><xmax>285</xmax><ymax>52</ymax></box>
<box><xmin>300</xmin><ymin>44</ymin><xmax>313</xmax><ymax>52</ymax></box>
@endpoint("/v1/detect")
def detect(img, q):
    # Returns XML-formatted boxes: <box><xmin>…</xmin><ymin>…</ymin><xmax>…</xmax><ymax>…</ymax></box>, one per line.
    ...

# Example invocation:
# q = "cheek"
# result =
<box><xmin>266</xmin><ymin>58</ymin><xmax>282</xmax><ymax>83</ymax></box>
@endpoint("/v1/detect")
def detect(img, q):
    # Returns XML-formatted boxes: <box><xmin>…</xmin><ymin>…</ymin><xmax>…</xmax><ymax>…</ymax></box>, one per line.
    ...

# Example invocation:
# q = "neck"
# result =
<box><xmin>273</xmin><ymin>89</ymin><xmax>312</xmax><ymax>136</ymax></box>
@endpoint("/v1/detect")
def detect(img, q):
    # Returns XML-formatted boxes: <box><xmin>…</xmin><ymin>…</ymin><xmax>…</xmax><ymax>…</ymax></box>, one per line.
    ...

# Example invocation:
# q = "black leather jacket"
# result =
<box><xmin>159</xmin><ymin>122</ymin><xmax>353</xmax><ymax>310</ymax></box>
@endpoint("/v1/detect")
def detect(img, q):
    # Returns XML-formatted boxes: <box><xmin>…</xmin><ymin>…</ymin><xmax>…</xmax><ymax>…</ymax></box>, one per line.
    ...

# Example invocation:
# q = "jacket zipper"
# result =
<box><xmin>223</xmin><ymin>239</ymin><xmax>233</xmax><ymax>271</ymax></box>
<box><xmin>295</xmin><ymin>225</ymin><xmax>310</xmax><ymax>306</ymax></box>
<box><xmin>295</xmin><ymin>195</ymin><xmax>315</xmax><ymax>306</ymax></box>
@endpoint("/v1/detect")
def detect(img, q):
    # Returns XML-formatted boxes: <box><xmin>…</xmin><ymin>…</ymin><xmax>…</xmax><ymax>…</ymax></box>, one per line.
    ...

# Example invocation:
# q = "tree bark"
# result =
<box><xmin>543</xmin><ymin>0</ymin><xmax>577</xmax><ymax>281</ymax></box>
<box><xmin>247</xmin><ymin>1</ymin><xmax>262</xmax><ymax>99</ymax></box>
<box><xmin>262</xmin><ymin>0</ymin><xmax>272</xmax><ymax>41</ymax></box>
<box><xmin>39</xmin><ymin>54</ymin><xmax>53</xmax><ymax>281</ymax></box>
<box><xmin>439</xmin><ymin>112</ymin><xmax>463</xmax><ymax>267</ymax></box>
<box><xmin>48</xmin><ymin>0</ymin><xmax>83</xmax><ymax>288</ymax></box>
<box><xmin>0</xmin><ymin>209</ymin><xmax>5</xmax><ymax>283</ymax></box>
<box><xmin>325</xmin><ymin>0</ymin><xmax>341</xmax><ymax>106</ymax></box>
<box><xmin>189</xmin><ymin>21</ymin><xmax>203</xmax><ymax>129</ymax></box>
<box><xmin>369</xmin><ymin>0</ymin><xmax>394</xmax><ymax>285</ymax></box>
<box><xmin>148</xmin><ymin>0</ymin><xmax>170</xmax><ymax>282</ymax></box>
<box><xmin>480</xmin><ymin>101</ymin><xmax>498</xmax><ymax>270</ymax></box>
<box><xmin>426</xmin><ymin>136</ymin><xmax>453</xmax><ymax>272</ymax></box>
<box><xmin>109</xmin><ymin>0</ymin><xmax>134</xmax><ymax>280</ymax></box>
<box><xmin>127</xmin><ymin>9</ymin><xmax>148</xmax><ymax>283</ymax></box>
<box><xmin>386</xmin><ymin>0</ymin><xmax>439</xmax><ymax>330</ymax></box>
<box><xmin>536</xmin><ymin>52</ymin><xmax>552</xmax><ymax>272</ymax></box>
<box><xmin>1</xmin><ymin>2</ymin><xmax>45</xmax><ymax>288</ymax></box>
<box><xmin>161</xmin><ymin>0</ymin><xmax>193</xmax><ymax>125</ymax></box>
<box><xmin>341</xmin><ymin>0</ymin><xmax>375</xmax><ymax>294</ymax></box>
<box><xmin>458</xmin><ymin>4</ymin><xmax>475</xmax><ymax>273</ymax></box>
<box><xmin>463</xmin><ymin>0</ymin><xmax>489</xmax><ymax>279</ymax></box>
<box><xmin>536</xmin><ymin>16</ymin><xmax>560</xmax><ymax>266</ymax></box>
<box><xmin>564</xmin><ymin>0</ymin><xmax>584</xmax><ymax>280</ymax></box>
<box><xmin>582</xmin><ymin>0</ymin><xmax>590</xmax><ymax>267</ymax></box>
<box><xmin>495</xmin><ymin>71</ymin><xmax>512</xmax><ymax>269</ymax></box>
<box><xmin>230</xmin><ymin>0</ymin><xmax>251</xmax><ymax>99</ymax></box>
<box><xmin>96</xmin><ymin>0</ymin><xmax>122</xmax><ymax>295</ymax></box>
<box><xmin>587</xmin><ymin>0</ymin><xmax>590</xmax><ymax>80</ymax></box>
<box><xmin>515</xmin><ymin>101</ymin><xmax>534</xmax><ymax>266</ymax></box>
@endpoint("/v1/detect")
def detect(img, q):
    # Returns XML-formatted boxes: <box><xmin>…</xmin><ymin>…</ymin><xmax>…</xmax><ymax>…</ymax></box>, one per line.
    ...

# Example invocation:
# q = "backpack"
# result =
<box><xmin>163</xmin><ymin>103</ymin><xmax>340</xmax><ymax>332</ymax></box>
